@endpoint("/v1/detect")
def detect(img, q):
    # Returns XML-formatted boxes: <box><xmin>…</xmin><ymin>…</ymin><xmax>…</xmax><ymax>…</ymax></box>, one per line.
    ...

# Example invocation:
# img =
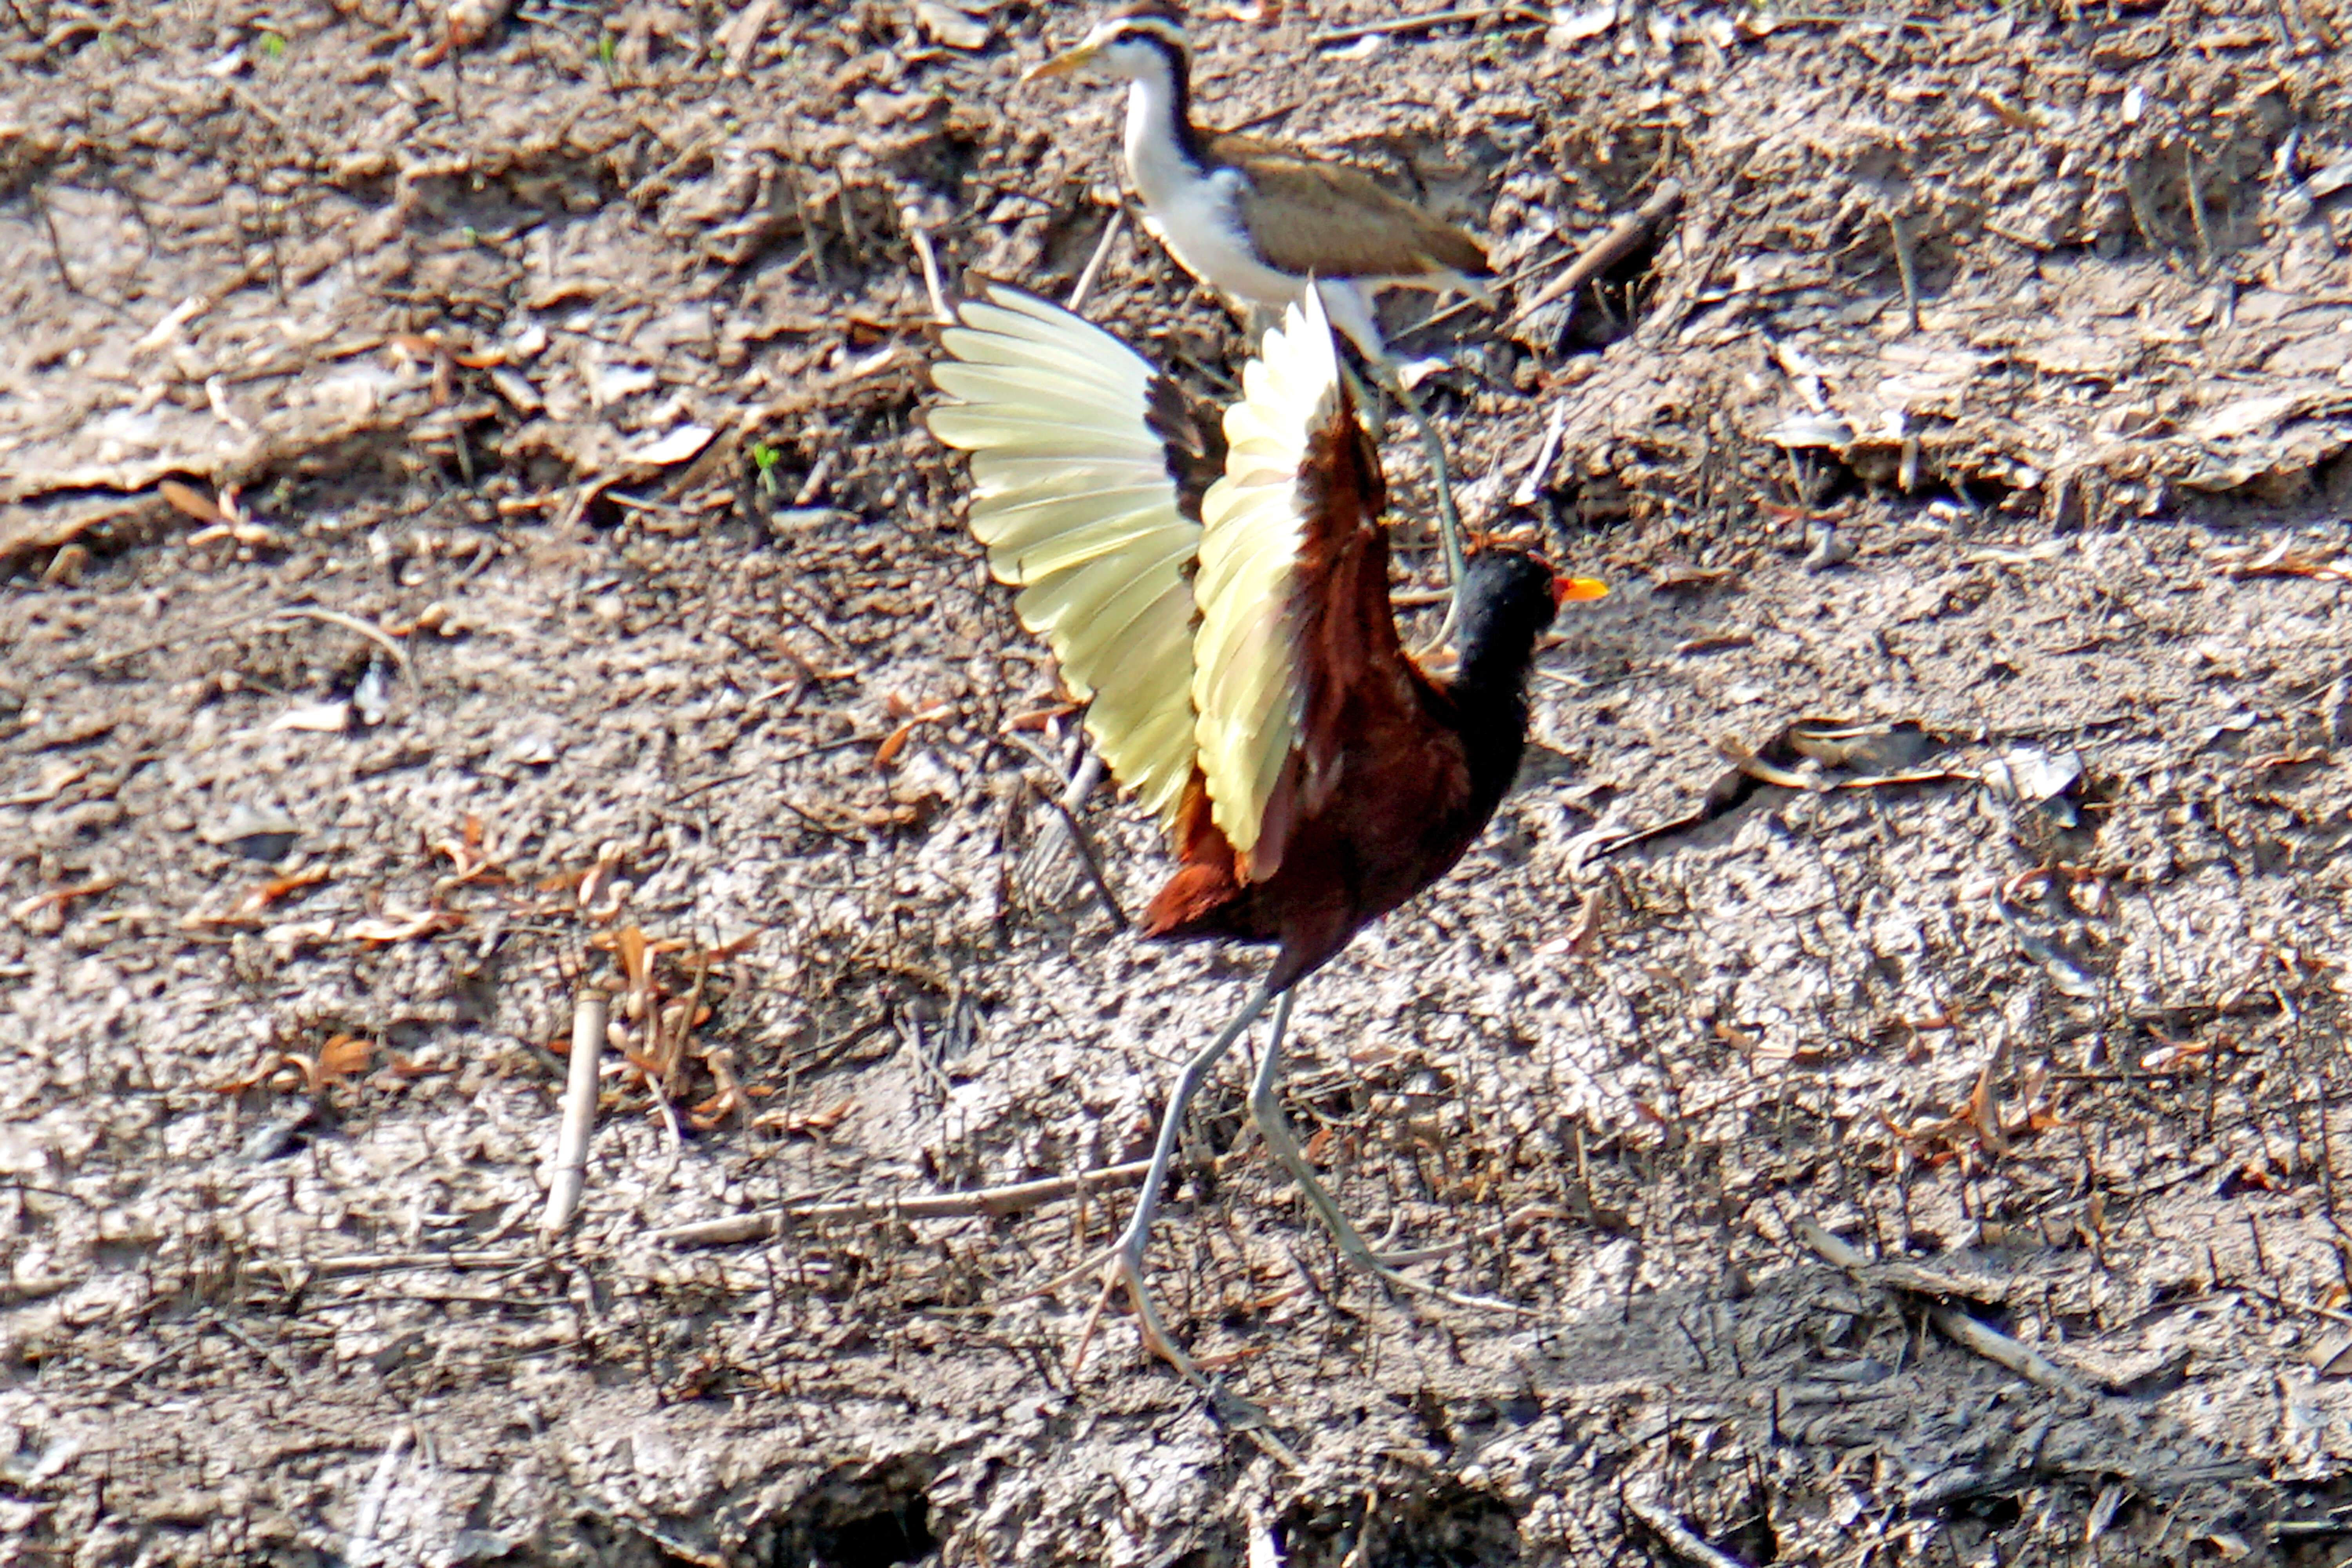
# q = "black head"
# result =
<box><xmin>1453</xmin><ymin>550</ymin><xmax>1564</xmax><ymax>690</ymax></box>
<box><xmin>1444</xmin><ymin>548</ymin><xmax>1604</xmax><ymax>820</ymax></box>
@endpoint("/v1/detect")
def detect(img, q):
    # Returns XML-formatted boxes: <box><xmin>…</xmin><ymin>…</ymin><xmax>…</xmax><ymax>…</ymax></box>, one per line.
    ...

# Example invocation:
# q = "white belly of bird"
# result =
<box><xmin>1137</xmin><ymin>167</ymin><xmax>1303</xmax><ymax>311</ymax></box>
<box><xmin>1121</xmin><ymin>81</ymin><xmax>1301</xmax><ymax>310</ymax></box>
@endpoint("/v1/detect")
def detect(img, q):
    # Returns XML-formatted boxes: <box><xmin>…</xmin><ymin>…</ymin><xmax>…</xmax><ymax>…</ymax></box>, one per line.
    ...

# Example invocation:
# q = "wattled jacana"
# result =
<box><xmin>927</xmin><ymin>285</ymin><xmax>1604</xmax><ymax>1377</ymax></box>
<box><xmin>1025</xmin><ymin>0</ymin><xmax>1494</xmax><ymax>635</ymax></box>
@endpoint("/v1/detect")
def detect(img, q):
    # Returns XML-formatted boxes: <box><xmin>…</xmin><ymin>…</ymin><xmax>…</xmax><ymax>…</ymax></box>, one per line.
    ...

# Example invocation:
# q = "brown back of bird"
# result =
<box><xmin>1142</xmin><ymin>377</ymin><xmax>1481</xmax><ymax>991</ymax></box>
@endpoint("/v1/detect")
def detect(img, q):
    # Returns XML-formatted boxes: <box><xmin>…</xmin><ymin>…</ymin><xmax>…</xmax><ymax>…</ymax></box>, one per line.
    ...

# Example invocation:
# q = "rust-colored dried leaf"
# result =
<box><xmin>1005</xmin><ymin>702</ymin><xmax>1080</xmax><ymax>731</ymax></box>
<box><xmin>315</xmin><ymin>1034</ymin><xmax>373</xmax><ymax>1084</ymax></box>
<box><xmin>615</xmin><ymin>925</ymin><xmax>650</xmax><ymax>991</ymax></box>
<box><xmin>8</xmin><ymin>874</ymin><xmax>117</xmax><ymax>929</ymax></box>
<box><xmin>874</xmin><ymin>703</ymin><xmax>951</xmax><ymax>769</ymax></box>
<box><xmin>689</xmin><ymin>930</ymin><xmax>764</xmax><ymax>965</ymax></box>
<box><xmin>160</xmin><ymin>479</ymin><xmax>225</xmax><ymax>523</ymax></box>
<box><xmin>185</xmin><ymin>865</ymin><xmax>331</xmax><ymax>927</ymax></box>
<box><xmin>345</xmin><ymin>909</ymin><xmax>462</xmax><ymax>943</ymax></box>
<box><xmin>687</xmin><ymin>1090</ymin><xmax>742</xmax><ymax>1132</ymax></box>
<box><xmin>766</xmin><ymin>1096</ymin><xmax>857</xmax><ymax>1135</ymax></box>
<box><xmin>211</xmin><ymin>1053</ymin><xmax>287</xmax><ymax>1094</ymax></box>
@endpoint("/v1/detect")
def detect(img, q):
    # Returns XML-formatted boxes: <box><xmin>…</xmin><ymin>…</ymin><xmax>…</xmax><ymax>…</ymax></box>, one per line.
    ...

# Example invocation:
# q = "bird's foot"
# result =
<box><xmin>1282</xmin><ymin>1176</ymin><xmax>1532</xmax><ymax>1318</ymax></box>
<box><xmin>1069</xmin><ymin>1243</ymin><xmax>1210</xmax><ymax>1387</ymax></box>
<box><xmin>1325</xmin><ymin>1229</ymin><xmax>1535</xmax><ymax>1319</ymax></box>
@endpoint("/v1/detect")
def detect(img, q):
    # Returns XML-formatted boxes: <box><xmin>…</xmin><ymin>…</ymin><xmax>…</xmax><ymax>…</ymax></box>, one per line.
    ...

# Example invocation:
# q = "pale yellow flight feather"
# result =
<box><xmin>1190</xmin><ymin>289</ymin><xmax>1340</xmax><ymax>866</ymax></box>
<box><xmin>926</xmin><ymin>287</ymin><xmax>1201</xmax><ymax>827</ymax></box>
<box><xmin>928</xmin><ymin>285</ymin><xmax>1340</xmax><ymax>871</ymax></box>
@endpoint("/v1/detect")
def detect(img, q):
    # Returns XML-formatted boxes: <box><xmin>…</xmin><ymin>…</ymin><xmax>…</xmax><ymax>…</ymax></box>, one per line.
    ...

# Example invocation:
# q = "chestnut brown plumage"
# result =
<box><xmin>1147</xmin><ymin>550</ymin><xmax>1574</xmax><ymax>993</ymax></box>
<box><xmin>927</xmin><ymin>285</ymin><xmax>1603</xmax><ymax>1378</ymax></box>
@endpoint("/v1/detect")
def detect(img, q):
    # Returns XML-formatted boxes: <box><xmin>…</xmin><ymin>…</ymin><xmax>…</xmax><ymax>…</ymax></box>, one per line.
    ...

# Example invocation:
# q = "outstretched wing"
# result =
<box><xmin>1191</xmin><ymin>287</ymin><xmax>1394</xmax><ymax>881</ymax></box>
<box><xmin>926</xmin><ymin>286</ymin><xmax>1213</xmax><ymax>828</ymax></box>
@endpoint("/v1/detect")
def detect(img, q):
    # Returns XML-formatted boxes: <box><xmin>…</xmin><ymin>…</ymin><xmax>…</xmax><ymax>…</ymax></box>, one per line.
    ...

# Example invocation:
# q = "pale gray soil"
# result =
<box><xmin>9</xmin><ymin>2</ymin><xmax>2352</xmax><ymax>1565</ymax></box>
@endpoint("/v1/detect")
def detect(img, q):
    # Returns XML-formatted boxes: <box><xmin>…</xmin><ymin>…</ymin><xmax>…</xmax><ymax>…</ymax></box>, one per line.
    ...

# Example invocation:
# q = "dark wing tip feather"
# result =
<box><xmin>1143</xmin><ymin>372</ymin><xmax>1228</xmax><ymax>523</ymax></box>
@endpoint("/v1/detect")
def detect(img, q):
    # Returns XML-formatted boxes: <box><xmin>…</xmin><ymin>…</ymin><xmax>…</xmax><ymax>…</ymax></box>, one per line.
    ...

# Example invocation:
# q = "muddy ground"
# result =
<box><xmin>10</xmin><ymin>0</ymin><xmax>2352</xmax><ymax>1564</ymax></box>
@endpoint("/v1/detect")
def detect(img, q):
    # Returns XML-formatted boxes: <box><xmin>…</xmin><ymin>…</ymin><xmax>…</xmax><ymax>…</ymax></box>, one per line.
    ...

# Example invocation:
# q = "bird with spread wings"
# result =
<box><xmin>929</xmin><ymin>285</ymin><xmax>1603</xmax><ymax>1377</ymax></box>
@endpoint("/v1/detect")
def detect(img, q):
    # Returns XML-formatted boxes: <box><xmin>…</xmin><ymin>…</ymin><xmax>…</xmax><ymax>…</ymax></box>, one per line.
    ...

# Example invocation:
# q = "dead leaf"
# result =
<box><xmin>432</xmin><ymin>813</ymin><xmax>505</xmax><ymax>882</ymax></box>
<box><xmin>0</xmin><ymin>762</ymin><xmax>90</xmax><ymax>808</ymax></box>
<box><xmin>269</xmin><ymin>701</ymin><xmax>353</xmax><ymax>734</ymax></box>
<box><xmin>211</xmin><ymin>1053</ymin><xmax>289</xmax><ymax>1094</ymax></box>
<box><xmin>160</xmin><ymin>479</ymin><xmax>226</xmax><ymax>524</ymax></box>
<box><xmin>8</xmin><ymin>874</ymin><xmax>117</xmax><ymax>930</ymax></box>
<box><xmin>690</xmin><ymin>930</ymin><xmax>765</xmax><ymax>965</ymax></box>
<box><xmin>614</xmin><ymin>925</ymin><xmax>651</xmax><ymax>993</ymax></box>
<box><xmin>310</xmin><ymin>1034</ymin><xmax>373</xmax><ymax>1087</ymax></box>
<box><xmin>621</xmin><ymin>424</ymin><xmax>716</xmax><ymax>467</ymax></box>
<box><xmin>183</xmin><ymin>865</ymin><xmax>331</xmax><ymax>927</ymax></box>
<box><xmin>345</xmin><ymin>909</ymin><xmax>461</xmax><ymax>942</ymax></box>
<box><xmin>576</xmin><ymin>842</ymin><xmax>627</xmax><ymax>919</ymax></box>
<box><xmin>913</xmin><ymin>0</ymin><xmax>989</xmax><ymax>49</ymax></box>
<box><xmin>753</xmin><ymin>1096</ymin><xmax>856</xmax><ymax>1136</ymax></box>
<box><xmin>1005</xmin><ymin>702</ymin><xmax>1080</xmax><ymax>731</ymax></box>
<box><xmin>1672</xmin><ymin>633</ymin><xmax>1753</xmax><ymax>655</ymax></box>
<box><xmin>876</xmin><ymin>704</ymin><xmax>951</xmax><ymax>768</ymax></box>
<box><xmin>1563</xmin><ymin>885</ymin><xmax>1609</xmax><ymax>955</ymax></box>
<box><xmin>2209</xmin><ymin>537</ymin><xmax>2352</xmax><ymax>582</ymax></box>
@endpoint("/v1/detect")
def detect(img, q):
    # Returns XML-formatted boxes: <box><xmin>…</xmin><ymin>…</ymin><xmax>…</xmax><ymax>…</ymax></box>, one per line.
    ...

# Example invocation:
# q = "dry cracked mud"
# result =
<box><xmin>10</xmin><ymin>2</ymin><xmax>2352</xmax><ymax>1564</ymax></box>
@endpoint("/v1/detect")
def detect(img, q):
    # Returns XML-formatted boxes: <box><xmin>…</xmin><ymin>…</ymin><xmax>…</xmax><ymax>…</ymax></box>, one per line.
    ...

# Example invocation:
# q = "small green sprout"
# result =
<box><xmin>258</xmin><ymin>31</ymin><xmax>287</xmax><ymax>58</ymax></box>
<box><xmin>751</xmin><ymin>441</ymin><xmax>784</xmax><ymax>497</ymax></box>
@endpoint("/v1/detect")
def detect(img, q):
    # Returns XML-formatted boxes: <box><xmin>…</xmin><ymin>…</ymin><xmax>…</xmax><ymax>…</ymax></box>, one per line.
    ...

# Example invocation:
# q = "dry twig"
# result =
<box><xmin>653</xmin><ymin>1157</ymin><xmax>1158</xmax><ymax>1247</ymax></box>
<box><xmin>1887</xmin><ymin>211</ymin><xmax>1922</xmax><ymax>333</ymax></box>
<box><xmin>270</xmin><ymin>604</ymin><xmax>413</xmax><ymax>681</ymax></box>
<box><xmin>1624</xmin><ymin>1494</ymin><xmax>1753</xmax><ymax>1568</ymax></box>
<box><xmin>1798</xmin><ymin>1219</ymin><xmax>2086</xmax><ymax>1394</ymax></box>
<box><xmin>1028</xmin><ymin>771</ymin><xmax>1129</xmax><ymax>930</ymax></box>
<box><xmin>1067</xmin><ymin>206</ymin><xmax>1128</xmax><ymax>312</ymax></box>
<box><xmin>1515</xmin><ymin>179</ymin><xmax>1686</xmax><ymax>323</ymax></box>
<box><xmin>1308</xmin><ymin>5</ymin><xmax>1548</xmax><ymax>46</ymax></box>
<box><xmin>906</xmin><ymin>209</ymin><xmax>955</xmax><ymax>324</ymax></box>
<box><xmin>300</xmin><ymin>1250</ymin><xmax>535</xmax><ymax>1278</ymax></box>
<box><xmin>541</xmin><ymin>987</ymin><xmax>609</xmax><ymax>1239</ymax></box>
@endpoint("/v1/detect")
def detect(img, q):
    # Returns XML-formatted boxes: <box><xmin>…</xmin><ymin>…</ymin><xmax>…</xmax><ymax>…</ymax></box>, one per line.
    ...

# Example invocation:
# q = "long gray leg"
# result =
<box><xmin>1335</xmin><ymin>356</ymin><xmax>1469</xmax><ymax>652</ymax></box>
<box><xmin>1314</xmin><ymin>278</ymin><xmax>1470</xmax><ymax>644</ymax></box>
<box><xmin>1245</xmin><ymin>986</ymin><xmax>1533</xmax><ymax>1318</ymax></box>
<box><xmin>1074</xmin><ymin>975</ymin><xmax>1277</xmax><ymax>1380</ymax></box>
<box><xmin>1385</xmin><ymin>368</ymin><xmax>1470</xmax><ymax>650</ymax></box>
<box><xmin>1245</xmin><ymin>985</ymin><xmax>1387</xmax><ymax>1268</ymax></box>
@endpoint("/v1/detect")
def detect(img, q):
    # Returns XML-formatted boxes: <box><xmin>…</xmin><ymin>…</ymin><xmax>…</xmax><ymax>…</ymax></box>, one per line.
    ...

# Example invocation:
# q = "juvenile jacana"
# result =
<box><xmin>1025</xmin><ymin>0</ymin><xmax>1494</xmax><ymax>634</ymax></box>
<box><xmin>927</xmin><ymin>284</ymin><xmax>1604</xmax><ymax>1378</ymax></box>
